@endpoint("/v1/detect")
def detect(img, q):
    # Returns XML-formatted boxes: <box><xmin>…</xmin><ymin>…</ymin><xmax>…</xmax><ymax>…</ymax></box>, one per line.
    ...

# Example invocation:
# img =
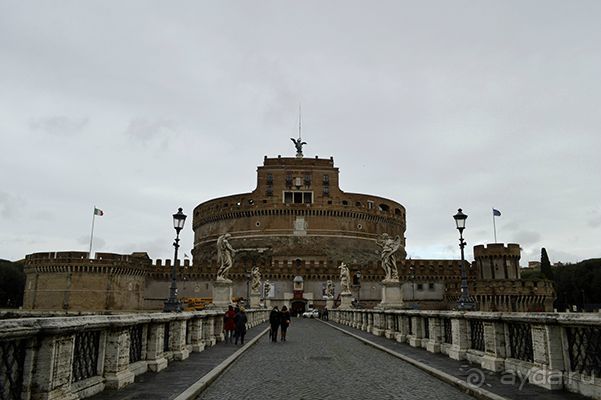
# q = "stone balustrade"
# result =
<box><xmin>330</xmin><ymin>309</ymin><xmax>601</xmax><ymax>399</ymax></box>
<box><xmin>0</xmin><ymin>309</ymin><xmax>269</xmax><ymax>400</ymax></box>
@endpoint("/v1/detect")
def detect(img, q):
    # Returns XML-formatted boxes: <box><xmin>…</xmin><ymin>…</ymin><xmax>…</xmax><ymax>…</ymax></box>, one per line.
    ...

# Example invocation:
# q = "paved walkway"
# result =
<box><xmin>89</xmin><ymin>318</ymin><xmax>592</xmax><ymax>400</ymax></box>
<box><xmin>324</xmin><ymin>320</ymin><xmax>587</xmax><ymax>400</ymax></box>
<box><xmin>198</xmin><ymin>318</ymin><xmax>473</xmax><ymax>400</ymax></box>
<box><xmin>90</xmin><ymin>323</ymin><xmax>268</xmax><ymax>400</ymax></box>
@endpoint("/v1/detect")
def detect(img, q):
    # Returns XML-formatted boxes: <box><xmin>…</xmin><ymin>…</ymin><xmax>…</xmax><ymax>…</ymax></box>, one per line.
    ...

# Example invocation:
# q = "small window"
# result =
<box><xmin>417</xmin><ymin>283</ymin><xmax>424</xmax><ymax>291</ymax></box>
<box><xmin>294</xmin><ymin>192</ymin><xmax>303</xmax><ymax>204</ymax></box>
<box><xmin>355</xmin><ymin>201</ymin><xmax>362</xmax><ymax>207</ymax></box>
<box><xmin>266</xmin><ymin>174</ymin><xmax>273</xmax><ymax>184</ymax></box>
<box><xmin>428</xmin><ymin>283</ymin><xmax>435</xmax><ymax>290</ymax></box>
<box><xmin>323</xmin><ymin>174</ymin><xmax>329</xmax><ymax>184</ymax></box>
<box><xmin>327</xmin><ymin>200</ymin><xmax>332</xmax><ymax>205</ymax></box>
<box><xmin>248</xmin><ymin>199</ymin><xmax>254</xmax><ymax>205</ymax></box>
<box><xmin>285</xmin><ymin>174</ymin><xmax>292</xmax><ymax>186</ymax></box>
<box><xmin>284</xmin><ymin>192</ymin><xmax>293</xmax><ymax>204</ymax></box>
<box><xmin>266</xmin><ymin>187</ymin><xmax>273</xmax><ymax>197</ymax></box>
<box><xmin>303</xmin><ymin>192</ymin><xmax>312</xmax><ymax>204</ymax></box>
<box><xmin>367</xmin><ymin>201</ymin><xmax>374</xmax><ymax>209</ymax></box>
<box><xmin>379</xmin><ymin>204</ymin><xmax>389</xmax><ymax>212</ymax></box>
<box><xmin>395</xmin><ymin>208</ymin><xmax>402</xmax><ymax>216</ymax></box>
<box><xmin>323</xmin><ymin>186</ymin><xmax>330</xmax><ymax>196</ymax></box>
<box><xmin>304</xmin><ymin>174</ymin><xmax>312</xmax><ymax>186</ymax></box>
<box><xmin>294</xmin><ymin>177</ymin><xmax>302</xmax><ymax>187</ymax></box>
<box><xmin>342</xmin><ymin>200</ymin><xmax>349</xmax><ymax>206</ymax></box>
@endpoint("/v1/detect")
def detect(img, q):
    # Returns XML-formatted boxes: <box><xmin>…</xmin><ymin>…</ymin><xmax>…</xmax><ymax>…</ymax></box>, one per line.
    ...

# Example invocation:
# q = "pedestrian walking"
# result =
<box><xmin>234</xmin><ymin>307</ymin><xmax>248</xmax><ymax>345</ymax></box>
<box><xmin>223</xmin><ymin>305</ymin><xmax>236</xmax><ymax>344</ymax></box>
<box><xmin>322</xmin><ymin>306</ymin><xmax>329</xmax><ymax>321</ymax></box>
<box><xmin>280</xmin><ymin>305</ymin><xmax>291</xmax><ymax>341</ymax></box>
<box><xmin>269</xmin><ymin>306</ymin><xmax>280</xmax><ymax>342</ymax></box>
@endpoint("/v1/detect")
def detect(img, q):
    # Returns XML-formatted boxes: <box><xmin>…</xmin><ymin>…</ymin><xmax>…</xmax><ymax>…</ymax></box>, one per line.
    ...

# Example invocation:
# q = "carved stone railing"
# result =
<box><xmin>330</xmin><ymin>309</ymin><xmax>601</xmax><ymax>398</ymax></box>
<box><xmin>0</xmin><ymin>309</ymin><xmax>269</xmax><ymax>400</ymax></box>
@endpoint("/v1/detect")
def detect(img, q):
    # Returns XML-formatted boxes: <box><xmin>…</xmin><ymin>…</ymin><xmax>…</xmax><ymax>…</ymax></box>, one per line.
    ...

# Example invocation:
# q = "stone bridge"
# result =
<box><xmin>0</xmin><ymin>309</ymin><xmax>599</xmax><ymax>399</ymax></box>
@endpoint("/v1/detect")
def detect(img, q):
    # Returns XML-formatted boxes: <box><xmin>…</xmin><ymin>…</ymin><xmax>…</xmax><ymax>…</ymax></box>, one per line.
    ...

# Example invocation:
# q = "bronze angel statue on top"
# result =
<box><xmin>291</xmin><ymin>137</ymin><xmax>307</xmax><ymax>158</ymax></box>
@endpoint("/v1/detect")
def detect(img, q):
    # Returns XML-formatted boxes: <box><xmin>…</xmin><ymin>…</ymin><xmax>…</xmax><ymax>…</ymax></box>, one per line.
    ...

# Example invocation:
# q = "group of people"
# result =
<box><xmin>268</xmin><ymin>305</ymin><xmax>290</xmax><ymax>342</ymax></box>
<box><xmin>223</xmin><ymin>305</ymin><xmax>248</xmax><ymax>345</ymax></box>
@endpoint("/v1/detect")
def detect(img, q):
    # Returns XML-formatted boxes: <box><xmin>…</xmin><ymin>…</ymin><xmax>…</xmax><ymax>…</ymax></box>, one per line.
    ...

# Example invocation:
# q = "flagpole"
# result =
<box><xmin>89</xmin><ymin>206</ymin><xmax>96</xmax><ymax>259</ymax></box>
<box><xmin>492</xmin><ymin>209</ymin><xmax>497</xmax><ymax>243</ymax></box>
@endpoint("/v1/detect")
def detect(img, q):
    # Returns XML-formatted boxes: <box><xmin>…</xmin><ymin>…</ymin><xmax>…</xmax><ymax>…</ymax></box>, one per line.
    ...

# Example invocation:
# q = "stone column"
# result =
<box><xmin>481</xmin><ymin>321</ymin><xmax>506</xmax><ymax>372</ymax></box>
<box><xmin>212</xmin><ymin>280</ymin><xmax>233</xmax><ymax>309</ymax></box>
<box><xmin>366</xmin><ymin>312</ymin><xmax>373</xmax><ymax>333</ymax></box>
<box><xmin>212</xmin><ymin>313</ymin><xmax>224</xmax><ymax>343</ymax></box>
<box><xmin>202</xmin><ymin>315</ymin><xmax>216</xmax><ymax>347</ymax></box>
<box><xmin>384</xmin><ymin>312</ymin><xmax>396</xmax><ymax>339</ymax></box>
<box><xmin>146</xmin><ymin>323</ymin><xmax>168</xmax><ymax>372</ymax></box>
<box><xmin>426</xmin><ymin>317</ymin><xmax>442</xmax><ymax>353</ymax></box>
<box><xmin>409</xmin><ymin>316</ymin><xmax>424</xmax><ymax>347</ymax></box>
<box><xmin>528</xmin><ymin>324</ymin><xmax>564</xmax><ymax>390</ymax></box>
<box><xmin>31</xmin><ymin>334</ymin><xmax>79</xmax><ymax>400</ymax></box>
<box><xmin>378</xmin><ymin>279</ymin><xmax>404</xmax><ymax>309</ymax></box>
<box><xmin>189</xmin><ymin>317</ymin><xmax>205</xmax><ymax>352</ymax></box>
<box><xmin>448</xmin><ymin>317</ymin><xmax>469</xmax><ymax>360</ymax></box>
<box><xmin>103</xmin><ymin>328</ymin><xmax>135</xmax><ymax>389</ymax></box>
<box><xmin>169</xmin><ymin>319</ymin><xmax>190</xmax><ymax>361</ymax></box>
<box><xmin>250</xmin><ymin>293</ymin><xmax>261</xmax><ymax>308</ymax></box>
<box><xmin>372</xmin><ymin>311</ymin><xmax>385</xmax><ymax>336</ymax></box>
<box><xmin>395</xmin><ymin>315</ymin><xmax>410</xmax><ymax>343</ymax></box>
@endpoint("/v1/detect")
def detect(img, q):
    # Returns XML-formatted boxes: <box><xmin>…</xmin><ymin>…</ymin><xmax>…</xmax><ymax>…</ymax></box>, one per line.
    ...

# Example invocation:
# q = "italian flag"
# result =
<box><xmin>94</xmin><ymin>207</ymin><xmax>104</xmax><ymax>216</ymax></box>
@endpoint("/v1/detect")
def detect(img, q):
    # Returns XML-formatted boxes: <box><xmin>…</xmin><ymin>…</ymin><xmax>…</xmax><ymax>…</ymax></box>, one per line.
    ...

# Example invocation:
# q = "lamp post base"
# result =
<box><xmin>163</xmin><ymin>300</ymin><xmax>182</xmax><ymax>312</ymax></box>
<box><xmin>456</xmin><ymin>298</ymin><xmax>477</xmax><ymax>311</ymax></box>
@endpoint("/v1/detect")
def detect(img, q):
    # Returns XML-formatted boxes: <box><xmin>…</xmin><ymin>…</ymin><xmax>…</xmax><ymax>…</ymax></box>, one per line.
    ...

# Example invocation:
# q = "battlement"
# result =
<box><xmin>262</xmin><ymin>155</ymin><xmax>335</xmax><ymax>168</ymax></box>
<box><xmin>153</xmin><ymin>259</ymin><xmax>192</xmax><ymax>268</ymax></box>
<box><xmin>473</xmin><ymin>243</ymin><xmax>521</xmax><ymax>258</ymax></box>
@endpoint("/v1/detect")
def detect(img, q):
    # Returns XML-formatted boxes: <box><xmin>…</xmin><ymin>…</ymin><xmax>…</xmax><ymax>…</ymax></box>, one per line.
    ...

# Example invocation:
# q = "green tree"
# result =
<box><xmin>541</xmin><ymin>247</ymin><xmax>554</xmax><ymax>280</ymax></box>
<box><xmin>0</xmin><ymin>259</ymin><xmax>25</xmax><ymax>308</ymax></box>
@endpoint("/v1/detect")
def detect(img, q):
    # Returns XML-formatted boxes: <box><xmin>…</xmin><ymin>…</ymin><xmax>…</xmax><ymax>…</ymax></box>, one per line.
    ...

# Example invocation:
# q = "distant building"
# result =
<box><xmin>22</xmin><ymin>148</ymin><xmax>555</xmax><ymax>313</ymax></box>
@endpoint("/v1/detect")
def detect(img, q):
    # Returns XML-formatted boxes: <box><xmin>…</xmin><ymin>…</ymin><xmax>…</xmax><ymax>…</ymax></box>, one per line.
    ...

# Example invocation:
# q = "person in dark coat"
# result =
<box><xmin>280</xmin><ymin>305</ymin><xmax>291</xmax><ymax>341</ymax></box>
<box><xmin>269</xmin><ymin>306</ymin><xmax>280</xmax><ymax>342</ymax></box>
<box><xmin>234</xmin><ymin>307</ymin><xmax>248</xmax><ymax>345</ymax></box>
<box><xmin>223</xmin><ymin>305</ymin><xmax>236</xmax><ymax>344</ymax></box>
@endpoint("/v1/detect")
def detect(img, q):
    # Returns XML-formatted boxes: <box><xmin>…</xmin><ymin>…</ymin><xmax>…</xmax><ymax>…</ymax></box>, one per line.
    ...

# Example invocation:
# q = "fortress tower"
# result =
<box><xmin>474</xmin><ymin>243</ymin><xmax>521</xmax><ymax>280</ymax></box>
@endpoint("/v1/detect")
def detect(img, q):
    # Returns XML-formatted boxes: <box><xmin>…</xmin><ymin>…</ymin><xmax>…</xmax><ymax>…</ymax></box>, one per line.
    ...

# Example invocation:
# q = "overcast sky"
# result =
<box><xmin>1</xmin><ymin>1</ymin><xmax>599</xmax><ymax>265</ymax></box>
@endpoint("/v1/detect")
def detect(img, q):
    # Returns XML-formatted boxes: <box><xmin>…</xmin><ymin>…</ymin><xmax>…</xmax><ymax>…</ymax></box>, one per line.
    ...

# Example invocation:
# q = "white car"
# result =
<box><xmin>302</xmin><ymin>309</ymin><xmax>320</xmax><ymax>318</ymax></box>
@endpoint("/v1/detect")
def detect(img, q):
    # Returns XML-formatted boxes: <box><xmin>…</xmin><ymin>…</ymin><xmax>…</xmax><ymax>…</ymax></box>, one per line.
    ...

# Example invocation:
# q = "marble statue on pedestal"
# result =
<box><xmin>263</xmin><ymin>280</ymin><xmax>272</xmax><ymax>299</ymax></box>
<box><xmin>325</xmin><ymin>279</ymin><xmax>334</xmax><ymax>298</ymax></box>
<box><xmin>216</xmin><ymin>233</ymin><xmax>236</xmax><ymax>281</ymax></box>
<box><xmin>377</xmin><ymin>233</ymin><xmax>402</xmax><ymax>281</ymax></box>
<box><xmin>251</xmin><ymin>266</ymin><xmax>261</xmax><ymax>294</ymax></box>
<box><xmin>338</xmin><ymin>263</ymin><xmax>351</xmax><ymax>294</ymax></box>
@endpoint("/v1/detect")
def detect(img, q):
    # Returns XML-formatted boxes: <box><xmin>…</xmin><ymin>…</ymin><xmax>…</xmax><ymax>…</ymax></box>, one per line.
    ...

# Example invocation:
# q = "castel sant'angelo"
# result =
<box><xmin>22</xmin><ymin>140</ymin><xmax>554</xmax><ymax>314</ymax></box>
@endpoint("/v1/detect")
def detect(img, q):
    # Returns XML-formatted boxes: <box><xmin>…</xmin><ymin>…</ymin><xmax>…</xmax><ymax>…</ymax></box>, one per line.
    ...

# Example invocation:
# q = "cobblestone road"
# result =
<box><xmin>198</xmin><ymin>318</ymin><xmax>473</xmax><ymax>400</ymax></box>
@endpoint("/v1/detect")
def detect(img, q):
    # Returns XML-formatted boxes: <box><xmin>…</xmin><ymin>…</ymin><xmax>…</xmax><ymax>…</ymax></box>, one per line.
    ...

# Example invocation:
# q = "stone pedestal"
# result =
<box><xmin>377</xmin><ymin>280</ymin><xmax>404</xmax><ymax>309</ymax></box>
<box><xmin>250</xmin><ymin>293</ymin><xmax>261</xmax><ymax>308</ymax></box>
<box><xmin>212</xmin><ymin>280</ymin><xmax>233</xmax><ymax>309</ymax></box>
<box><xmin>326</xmin><ymin>298</ymin><xmax>335</xmax><ymax>310</ymax></box>
<box><xmin>338</xmin><ymin>292</ymin><xmax>353</xmax><ymax>309</ymax></box>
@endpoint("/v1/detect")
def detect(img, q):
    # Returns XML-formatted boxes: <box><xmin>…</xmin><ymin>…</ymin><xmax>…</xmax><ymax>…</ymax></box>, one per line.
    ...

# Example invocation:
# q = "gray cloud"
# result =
<box><xmin>0</xmin><ymin>192</ymin><xmax>21</xmax><ymax>219</ymax></box>
<box><xmin>124</xmin><ymin>118</ymin><xmax>177</xmax><ymax>145</ymax></box>
<box><xmin>0</xmin><ymin>1</ymin><xmax>600</xmax><ymax>263</ymax></box>
<box><xmin>513</xmin><ymin>230</ymin><xmax>542</xmax><ymax>246</ymax></box>
<box><xmin>78</xmin><ymin>236</ymin><xmax>106</xmax><ymax>250</ymax></box>
<box><xmin>29</xmin><ymin>116</ymin><xmax>89</xmax><ymax>136</ymax></box>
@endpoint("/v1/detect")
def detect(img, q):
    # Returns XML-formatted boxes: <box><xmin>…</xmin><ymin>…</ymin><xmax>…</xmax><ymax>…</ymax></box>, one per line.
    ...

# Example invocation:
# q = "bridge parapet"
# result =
<box><xmin>329</xmin><ymin>308</ymin><xmax>601</xmax><ymax>398</ymax></box>
<box><xmin>0</xmin><ymin>309</ymin><xmax>269</xmax><ymax>400</ymax></box>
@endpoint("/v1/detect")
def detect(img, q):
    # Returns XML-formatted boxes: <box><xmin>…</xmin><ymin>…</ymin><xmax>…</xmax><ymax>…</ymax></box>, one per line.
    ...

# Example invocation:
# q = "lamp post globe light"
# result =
<box><xmin>453</xmin><ymin>208</ymin><xmax>476</xmax><ymax>311</ymax></box>
<box><xmin>164</xmin><ymin>207</ymin><xmax>187</xmax><ymax>312</ymax></box>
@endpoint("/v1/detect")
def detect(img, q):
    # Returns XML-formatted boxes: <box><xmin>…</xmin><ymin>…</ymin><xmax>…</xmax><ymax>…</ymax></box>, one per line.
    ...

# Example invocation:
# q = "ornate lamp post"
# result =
<box><xmin>164</xmin><ymin>207</ymin><xmax>187</xmax><ymax>312</ymax></box>
<box><xmin>356</xmin><ymin>271</ymin><xmax>362</xmax><ymax>307</ymax></box>
<box><xmin>245</xmin><ymin>270</ymin><xmax>251</xmax><ymax>305</ymax></box>
<box><xmin>453</xmin><ymin>208</ymin><xmax>475</xmax><ymax>311</ymax></box>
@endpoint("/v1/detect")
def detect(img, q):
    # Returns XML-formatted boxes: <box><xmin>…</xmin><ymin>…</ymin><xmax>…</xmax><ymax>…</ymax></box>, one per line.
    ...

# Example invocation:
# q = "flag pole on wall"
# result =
<box><xmin>89</xmin><ymin>206</ymin><xmax>104</xmax><ymax>258</ymax></box>
<box><xmin>492</xmin><ymin>208</ymin><xmax>501</xmax><ymax>243</ymax></box>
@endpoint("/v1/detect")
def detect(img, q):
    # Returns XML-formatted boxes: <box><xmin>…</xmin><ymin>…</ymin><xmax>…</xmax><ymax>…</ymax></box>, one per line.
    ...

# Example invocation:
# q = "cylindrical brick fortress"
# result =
<box><xmin>192</xmin><ymin>156</ymin><xmax>406</xmax><ymax>277</ymax></box>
